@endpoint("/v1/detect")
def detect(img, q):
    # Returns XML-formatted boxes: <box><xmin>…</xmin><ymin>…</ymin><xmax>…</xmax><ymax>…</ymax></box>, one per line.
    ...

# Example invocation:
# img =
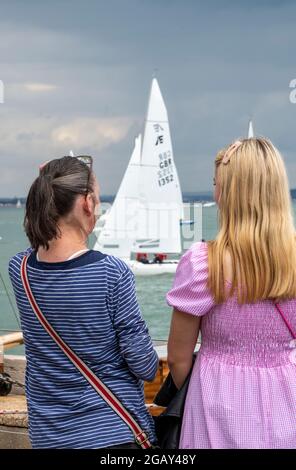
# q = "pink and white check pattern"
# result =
<box><xmin>166</xmin><ymin>242</ymin><xmax>296</xmax><ymax>449</ymax></box>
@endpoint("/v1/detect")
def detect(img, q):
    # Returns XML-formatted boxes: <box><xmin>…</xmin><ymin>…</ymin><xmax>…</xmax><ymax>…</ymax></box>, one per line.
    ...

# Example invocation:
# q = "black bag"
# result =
<box><xmin>153</xmin><ymin>355</ymin><xmax>196</xmax><ymax>449</ymax></box>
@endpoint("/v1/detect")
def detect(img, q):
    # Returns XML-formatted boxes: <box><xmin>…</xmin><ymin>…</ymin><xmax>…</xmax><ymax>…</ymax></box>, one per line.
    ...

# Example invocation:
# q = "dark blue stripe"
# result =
<box><xmin>27</xmin><ymin>249</ymin><xmax>107</xmax><ymax>270</ymax></box>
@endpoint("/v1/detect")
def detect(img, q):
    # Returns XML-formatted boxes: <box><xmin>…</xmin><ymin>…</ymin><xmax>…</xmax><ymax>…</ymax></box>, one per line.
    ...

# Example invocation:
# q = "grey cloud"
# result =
<box><xmin>0</xmin><ymin>0</ymin><xmax>296</xmax><ymax>196</ymax></box>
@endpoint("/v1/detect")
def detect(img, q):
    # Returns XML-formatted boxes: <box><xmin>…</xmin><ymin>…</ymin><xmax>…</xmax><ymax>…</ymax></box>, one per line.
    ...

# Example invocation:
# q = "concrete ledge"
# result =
<box><xmin>0</xmin><ymin>425</ymin><xmax>31</xmax><ymax>449</ymax></box>
<box><xmin>0</xmin><ymin>395</ymin><xmax>28</xmax><ymax>428</ymax></box>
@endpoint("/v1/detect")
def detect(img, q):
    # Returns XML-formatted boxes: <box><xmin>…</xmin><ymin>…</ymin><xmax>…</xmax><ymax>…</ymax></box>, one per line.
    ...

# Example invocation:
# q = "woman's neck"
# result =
<box><xmin>37</xmin><ymin>225</ymin><xmax>89</xmax><ymax>262</ymax></box>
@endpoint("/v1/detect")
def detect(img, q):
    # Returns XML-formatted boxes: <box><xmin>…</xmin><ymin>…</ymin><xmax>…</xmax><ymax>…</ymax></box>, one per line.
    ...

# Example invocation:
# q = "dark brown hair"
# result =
<box><xmin>24</xmin><ymin>156</ymin><xmax>94</xmax><ymax>250</ymax></box>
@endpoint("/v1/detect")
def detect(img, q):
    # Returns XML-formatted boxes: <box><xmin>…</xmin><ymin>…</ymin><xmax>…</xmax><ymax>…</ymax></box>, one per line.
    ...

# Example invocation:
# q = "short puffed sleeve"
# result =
<box><xmin>166</xmin><ymin>241</ymin><xmax>215</xmax><ymax>316</ymax></box>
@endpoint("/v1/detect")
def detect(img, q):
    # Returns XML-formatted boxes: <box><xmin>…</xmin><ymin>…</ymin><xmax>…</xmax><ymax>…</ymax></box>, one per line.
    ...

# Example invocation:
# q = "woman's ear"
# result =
<box><xmin>82</xmin><ymin>193</ymin><xmax>94</xmax><ymax>216</ymax></box>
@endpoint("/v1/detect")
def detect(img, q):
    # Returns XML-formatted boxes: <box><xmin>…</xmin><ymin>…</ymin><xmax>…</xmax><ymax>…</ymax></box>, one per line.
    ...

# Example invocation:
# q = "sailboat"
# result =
<box><xmin>93</xmin><ymin>78</ymin><xmax>183</xmax><ymax>275</ymax></box>
<box><xmin>248</xmin><ymin>119</ymin><xmax>254</xmax><ymax>138</ymax></box>
<box><xmin>16</xmin><ymin>199</ymin><xmax>22</xmax><ymax>209</ymax></box>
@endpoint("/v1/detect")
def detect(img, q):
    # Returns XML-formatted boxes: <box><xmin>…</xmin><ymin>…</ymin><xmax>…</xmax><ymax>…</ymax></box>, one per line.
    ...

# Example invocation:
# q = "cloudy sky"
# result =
<box><xmin>1</xmin><ymin>0</ymin><xmax>296</xmax><ymax>197</ymax></box>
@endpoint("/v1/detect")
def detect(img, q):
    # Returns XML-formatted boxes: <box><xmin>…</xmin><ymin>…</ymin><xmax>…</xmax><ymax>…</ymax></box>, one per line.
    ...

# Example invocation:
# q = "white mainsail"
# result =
<box><xmin>248</xmin><ymin>120</ymin><xmax>254</xmax><ymax>138</ymax></box>
<box><xmin>132</xmin><ymin>78</ymin><xmax>183</xmax><ymax>254</ymax></box>
<box><xmin>94</xmin><ymin>135</ymin><xmax>142</xmax><ymax>259</ymax></box>
<box><xmin>94</xmin><ymin>78</ymin><xmax>183</xmax><ymax>260</ymax></box>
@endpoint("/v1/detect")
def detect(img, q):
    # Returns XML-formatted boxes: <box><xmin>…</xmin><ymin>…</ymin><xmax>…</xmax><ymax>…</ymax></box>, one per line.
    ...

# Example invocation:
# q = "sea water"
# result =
<box><xmin>0</xmin><ymin>202</ymin><xmax>295</xmax><ymax>354</ymax></box>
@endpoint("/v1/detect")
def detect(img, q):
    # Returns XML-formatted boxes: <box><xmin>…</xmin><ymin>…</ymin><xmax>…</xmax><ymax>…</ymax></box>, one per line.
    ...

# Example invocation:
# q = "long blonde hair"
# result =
<box><xmin>207</xmin><ymin>137</ymin><xmax>296</xmax><ymax>304</ymax></box>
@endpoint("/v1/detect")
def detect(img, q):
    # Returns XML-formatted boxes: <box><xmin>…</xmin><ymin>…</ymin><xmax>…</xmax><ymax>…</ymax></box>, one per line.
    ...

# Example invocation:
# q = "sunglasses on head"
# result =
<box><xmin>69</xmin><ymin>155</ymin><xmax>93</xmax><ymax>196</ymax></box>
<box><xmin>74</xmin><ymin>155</ymin><xmax>93</xmax><ymax>169</ymax></box>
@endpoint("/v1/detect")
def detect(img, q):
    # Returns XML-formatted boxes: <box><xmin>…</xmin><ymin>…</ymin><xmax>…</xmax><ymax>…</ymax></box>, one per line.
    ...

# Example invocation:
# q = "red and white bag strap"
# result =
<box><xmin>274</xmin><ymin>302</ymin><xmax>296</xmax><ymax>339</ymax></box>
<box><xmin>20</xmin><ymin>255</ymin><xmax>152</xmax><ymax>449</ymax></box>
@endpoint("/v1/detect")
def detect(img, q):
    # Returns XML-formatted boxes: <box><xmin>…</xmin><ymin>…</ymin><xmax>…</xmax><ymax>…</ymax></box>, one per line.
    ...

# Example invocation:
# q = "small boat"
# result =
<box><xmin>16</xmin><ymin>199</ymin><xmax>22</xmax><ymax>209</ymax></box>
<box><xmin>203</xmin><ymin>202</ymin><xmax>216</xmax><ymax>208</ymax></box>
<box><xmin>126</xmin><ymin>258</ymin><xmax>179</xmax><ymax>276</ymax></box>
<box><xmin>93</xmin><ymin>78</ymin><xmax>184</xmax><ymax>275</ymax></box>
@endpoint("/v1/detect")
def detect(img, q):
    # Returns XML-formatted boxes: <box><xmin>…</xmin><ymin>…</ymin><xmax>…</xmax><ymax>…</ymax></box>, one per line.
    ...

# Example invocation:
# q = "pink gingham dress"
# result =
<box><xmin>166</xmin><ymin>241</ymin><xmax>296</xmax><ymax>449</ymax></box>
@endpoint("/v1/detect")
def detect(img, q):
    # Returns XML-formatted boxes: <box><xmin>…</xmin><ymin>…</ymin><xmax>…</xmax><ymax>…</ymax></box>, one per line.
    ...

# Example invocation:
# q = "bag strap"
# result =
<box><xmin>274</xmin><ymin>302</ymin><xmax>296</xmax><ymax>339</ymax></box>
<box><xmin>20</xmin><ymin>255</ymin><xmax>152</xmax><ymax>449</ymax></box>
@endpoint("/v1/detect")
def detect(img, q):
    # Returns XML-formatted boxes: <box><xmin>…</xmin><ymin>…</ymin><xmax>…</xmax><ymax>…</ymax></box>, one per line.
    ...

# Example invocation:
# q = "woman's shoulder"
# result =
<box><xmin>8</xmin><ymin>247</ymin><xmax>34</xmax><ymax>285</ymax></box>
<box><xmin>9</xmin><ymin>247</ymin><xmax>34</xmax><ymax>268</ymax></box>
<box><xmin>104</xmin><ymin>255</ymin><xmax>132</xmax><ymax>275</ymax></box>
<box><xmin>173</xmin><ymin>240</ymin><xmax>210</xmax><ymax>289</ymax></box>
<box><xmin>103</xmin><ymin>255</ymin><xmax>134</xmax><ymax>290</ymax></box>
<box><xmin>166</xmin><ymin>241</ymin><xmax>214</xmax><ymax>316</ymax></box>
<box><xmin>189</xmin><ymin>240</ymin><xmax>208</xmax><ymax>255</ymax></box>
<box><xmin>8</xmin><ymin>248</ymin><xmax>130</xmax><ymax>278</ymax></box>
<box><xmin>179</xmin><ymin>241</ymin><xmax>209</xmax><ymax>270</ymax></box>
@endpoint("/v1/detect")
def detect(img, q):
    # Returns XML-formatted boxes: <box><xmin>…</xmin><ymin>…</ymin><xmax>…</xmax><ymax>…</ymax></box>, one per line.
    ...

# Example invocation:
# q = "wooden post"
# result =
<box><xmin>0</xmin><ymin>340</ymin><xmax>3</xmax><ymax>374</ymax></box>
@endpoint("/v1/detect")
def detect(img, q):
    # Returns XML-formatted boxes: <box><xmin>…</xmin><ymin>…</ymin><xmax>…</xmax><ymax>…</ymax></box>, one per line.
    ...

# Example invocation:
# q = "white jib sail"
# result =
<box><xmin>93</xmin><ymin>135</ymin><xmax>142</xmax><ymax>258</ymax></box>
<box><xmin>132</xmin><ymin>78</ymin><xmax>183</xmax><ymax>254</ymax></box>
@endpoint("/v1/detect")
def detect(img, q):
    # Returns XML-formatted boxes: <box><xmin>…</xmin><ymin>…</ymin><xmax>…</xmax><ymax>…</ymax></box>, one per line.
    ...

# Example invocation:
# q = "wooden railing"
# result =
<box><xmin>144</xmin><ymin>357</ymin><xmax>169</xmax><ymax>416</ymax></box>
<box><xmin>0</xmin><ymin>332</ymin><xmax>168</xmax><ymax>416</ymax></box>
<box><xmin>0</xmin><ymin>332</ymin><xmax>23</xmax><ymax>373</ymax></box>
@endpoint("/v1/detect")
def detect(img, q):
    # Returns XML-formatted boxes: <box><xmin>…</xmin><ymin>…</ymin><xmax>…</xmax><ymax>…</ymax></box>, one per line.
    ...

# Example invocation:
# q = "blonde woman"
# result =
<box><xmin>166</xmin><ymin>138</ymin><xmax>296</xmax><ymax>449</ymax></box>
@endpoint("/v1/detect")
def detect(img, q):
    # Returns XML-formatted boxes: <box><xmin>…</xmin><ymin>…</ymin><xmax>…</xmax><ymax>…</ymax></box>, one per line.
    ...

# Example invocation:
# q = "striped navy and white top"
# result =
<box><xmin>8</xmin><ymin>248</ymin><xmax>158</xmax><ymax>449</ymax></box>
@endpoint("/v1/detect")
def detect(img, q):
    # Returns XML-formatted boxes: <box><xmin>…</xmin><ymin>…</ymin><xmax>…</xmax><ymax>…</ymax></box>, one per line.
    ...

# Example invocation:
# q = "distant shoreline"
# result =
<box><xmin>1</xmin><ymin>189</ymin><xmax>296</xmax><ymax>206</ymax></box>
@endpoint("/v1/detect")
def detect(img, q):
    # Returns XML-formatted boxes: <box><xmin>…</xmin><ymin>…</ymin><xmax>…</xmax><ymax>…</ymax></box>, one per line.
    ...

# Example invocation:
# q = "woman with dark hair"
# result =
<box><xmin>8</xmin><ymin>156</ymin><xmax>158</xmax><ymax>449</ymax></box>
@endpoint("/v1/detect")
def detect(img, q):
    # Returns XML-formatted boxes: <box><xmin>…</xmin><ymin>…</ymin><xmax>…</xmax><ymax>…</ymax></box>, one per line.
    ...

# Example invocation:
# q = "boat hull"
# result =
<box><xmin>127</xmin><ymin>259</ymin><xmax>178</xmax><ymax>275</ymax></box>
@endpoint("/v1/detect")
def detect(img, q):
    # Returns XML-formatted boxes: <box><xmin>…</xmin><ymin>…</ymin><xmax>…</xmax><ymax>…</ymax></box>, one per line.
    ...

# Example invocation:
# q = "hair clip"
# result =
<box><xmin>39</xmin><ymin>161</ymin><xmax>50</xmax><ymax>172</ymax></box>
<box><xmin>222</xmin><ymin>140</ymin><xmax>242</xmax><ymax>164</ymax></box>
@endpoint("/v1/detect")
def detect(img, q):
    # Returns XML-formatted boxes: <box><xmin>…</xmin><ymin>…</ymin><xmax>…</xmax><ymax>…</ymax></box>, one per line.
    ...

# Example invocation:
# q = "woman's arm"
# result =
<box><xmin>110</xmin><ymin>266</ymin><xmax>158</xmax><ymax>382</ymax></box>
<box><xmin>167</xmin><ymin>308</ymin><xmax>201</xmax><ymax>389</ymax></box>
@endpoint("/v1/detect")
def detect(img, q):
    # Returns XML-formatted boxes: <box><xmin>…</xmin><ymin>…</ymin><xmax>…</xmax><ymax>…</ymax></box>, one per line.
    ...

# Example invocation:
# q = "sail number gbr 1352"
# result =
<box><xmin>158</xmin><ymin>150</ymin><xmax>174</xmax><ymax>187</ymax></box>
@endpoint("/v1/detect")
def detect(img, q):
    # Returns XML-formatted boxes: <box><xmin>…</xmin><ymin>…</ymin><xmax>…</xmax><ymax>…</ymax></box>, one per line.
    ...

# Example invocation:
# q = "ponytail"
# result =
<box><xmin>24</xmin><ymin>156</ymin><xmax>93</xmax><ymax>250</ymax></box>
